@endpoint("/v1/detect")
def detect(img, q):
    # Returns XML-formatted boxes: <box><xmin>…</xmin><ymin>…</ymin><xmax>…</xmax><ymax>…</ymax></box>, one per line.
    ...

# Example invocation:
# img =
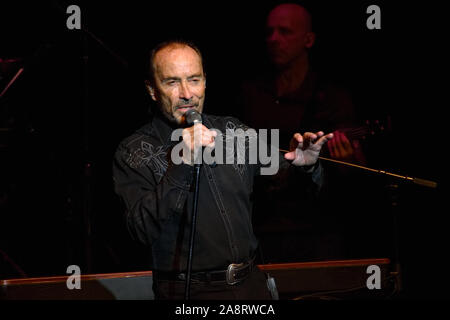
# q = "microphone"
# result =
<box><xmin>184</xmin><ymin>108</ymin><xmax>217</xmax><ymax>168</ymax></box>
<box><xmin>183</xmin><ymin>107</ymin><xmax>203</xmax><ymax>300</ymax></box>
<box><xmin>185</xmin><ymin>108</ymin><xmax>202</xmax><ymax>126</ymax></box>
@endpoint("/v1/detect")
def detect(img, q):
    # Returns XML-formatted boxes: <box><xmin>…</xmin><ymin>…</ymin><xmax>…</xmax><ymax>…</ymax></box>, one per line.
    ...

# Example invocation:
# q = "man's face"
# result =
<box><xmin>149</xmin><ymin>45</ymin><xmax>206</xmax><ymax>125</ymax></box>
<box><xmin>266</xmin><ymin>4</ymin><xmax>315</xmax><ymax>67</ymax></box>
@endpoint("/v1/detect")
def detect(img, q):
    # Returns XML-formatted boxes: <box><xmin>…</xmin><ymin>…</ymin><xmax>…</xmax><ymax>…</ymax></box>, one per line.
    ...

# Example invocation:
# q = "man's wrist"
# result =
<box><xmin>182</xmin><ymin>150</ymin><xmax>201</xmax><ymax>166</ymax></box>
<box><xmin>301</xmin><ymin>161</ymin><xmax>319</xmax><ymax>173</ymax></box>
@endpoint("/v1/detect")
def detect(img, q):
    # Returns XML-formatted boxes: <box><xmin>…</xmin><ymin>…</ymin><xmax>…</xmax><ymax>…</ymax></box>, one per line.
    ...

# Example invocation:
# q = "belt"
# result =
<box><xmin>154</xmin><ymin>257</ymin><xmax>255</xmax><ymax>285</ymax></box>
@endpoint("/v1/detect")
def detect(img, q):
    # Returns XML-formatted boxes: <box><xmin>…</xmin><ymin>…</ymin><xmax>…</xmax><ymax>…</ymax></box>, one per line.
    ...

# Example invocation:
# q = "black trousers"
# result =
<box><xmin>153</xmin><ymin>267</ymin><xmax>273</xmax><ymax>300</ymax></box>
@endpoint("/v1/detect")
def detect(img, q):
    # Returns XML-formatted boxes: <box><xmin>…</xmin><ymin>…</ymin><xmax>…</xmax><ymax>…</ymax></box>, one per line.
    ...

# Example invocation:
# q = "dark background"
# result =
<box><xmin>0</xmin><ymin>0</ymin><xmax>445</xmax><ymax>298</ymax></box>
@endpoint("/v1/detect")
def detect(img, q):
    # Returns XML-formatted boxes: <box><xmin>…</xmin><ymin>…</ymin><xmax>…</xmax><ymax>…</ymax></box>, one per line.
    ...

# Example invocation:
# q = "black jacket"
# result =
<box><xmin>112</xmin><ymin>112</ymin><xmax>322</xmax><ymax>272</ymax></box>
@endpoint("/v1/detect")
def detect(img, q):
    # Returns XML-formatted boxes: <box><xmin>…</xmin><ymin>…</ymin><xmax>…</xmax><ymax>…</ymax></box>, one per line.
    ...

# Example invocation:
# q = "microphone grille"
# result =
<box><xmin>185</xmin><ymin>109</ymin><xmax>202</xmax><ymax>126</ymax></box>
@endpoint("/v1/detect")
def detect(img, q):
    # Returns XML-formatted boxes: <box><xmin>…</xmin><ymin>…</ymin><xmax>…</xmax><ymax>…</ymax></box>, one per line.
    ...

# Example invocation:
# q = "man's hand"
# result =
<box><xmin>284</xmin><ymin>131</ymin><xmax>333</xmax><ymax>166</ymax></box>
<box><xmin>327</xmin><ymin>130</ymin><xmax>366</xmax><ymax>164</ymax></box>
<box><xmin>327</xmin><ymin>130</ymin><xmax>354</xmax><ymax>161</ymax></box>
<box><xmin>181</xmin><ymin>123</ymin><xmax>217</xmax><ymax>165</ymax></box>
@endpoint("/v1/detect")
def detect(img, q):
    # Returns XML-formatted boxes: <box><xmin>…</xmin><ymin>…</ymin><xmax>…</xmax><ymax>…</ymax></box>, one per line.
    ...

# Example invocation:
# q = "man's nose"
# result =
<box><xmin>267</xmin><ymin>29</ymin><xmax>280</xmax><ymax>43</ymax></box>
<box><xmin>179</xmin><ymin>81</ymin><xmax>193</xmax><ymax>100</ymax></box>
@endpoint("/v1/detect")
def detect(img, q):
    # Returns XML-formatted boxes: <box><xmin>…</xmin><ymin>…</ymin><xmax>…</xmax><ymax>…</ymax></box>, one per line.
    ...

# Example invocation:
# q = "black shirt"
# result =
<box><xmin>112</xmin><ymin>112</ymin><xmax>322</xmax><ymax>272</ymax></box>
<box><xmin>241</xmin><ymin>70</ymin><xmax>356</xmax><ymax>150</ymax></box>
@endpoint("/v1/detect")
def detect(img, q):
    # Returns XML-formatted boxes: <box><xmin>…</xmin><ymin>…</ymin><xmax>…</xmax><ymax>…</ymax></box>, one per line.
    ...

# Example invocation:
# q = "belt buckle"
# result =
<box><xmin>226</xmin><ymin>262</ymin><xmax>244</xmax><ymax>285</ymax></box>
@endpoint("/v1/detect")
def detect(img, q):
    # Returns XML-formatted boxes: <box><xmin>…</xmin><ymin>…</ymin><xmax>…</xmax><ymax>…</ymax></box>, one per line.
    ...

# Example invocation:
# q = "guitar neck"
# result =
<box><xmin>338</xmin><ymin>126</ymin><xmax>370</xmax><ymax>140</ymax></box>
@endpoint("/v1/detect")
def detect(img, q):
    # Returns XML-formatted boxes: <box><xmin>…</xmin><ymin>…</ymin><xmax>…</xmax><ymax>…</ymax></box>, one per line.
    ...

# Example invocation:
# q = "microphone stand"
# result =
<box><xmin>316</xmin><ymin>156</ymin><xmax>437</xmax><ymax>189</ymax></box>
<box><xmin>279</xmin><ymin>148</ymin><xmax>437</xmax><ymax>189</ymax></box>
<box><xmin>185</xmin><ymin>163</ymin><xmax>202</xmax><ymax>300</ymax></box>
<box><xmin>302</xmin><ymin>153</ymin><xmax>437</xmax><ymax>296</ymax></box>
<box><xmin>385</xmin><ymin>183</ymin><xmax>402</xmax><ymax>294</ymax></box>
<box><xmin>0</xmin><ymin>67</ymin><xmax>24</xmax><ymax>99</ymax></box>
<box><xmin>183</xmin><ymin>111</ymin><xmax>204</xmax><ymax>300</ymax></box>
<box><xmin>281</xmin><ymin>149</ymin><xmax>437</xmax><ymax>295</ymax></box>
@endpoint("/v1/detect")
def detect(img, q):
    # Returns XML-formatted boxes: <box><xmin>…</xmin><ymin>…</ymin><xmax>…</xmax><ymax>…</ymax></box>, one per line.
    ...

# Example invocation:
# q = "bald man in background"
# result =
<box><xmin>244</xmin><ymin>3</ymin><xmax>363</xmax><ymax>159</ymax></box>
<box><xmin>240</xmin><ymin>3</ymin><xmax>374</xmax><ymax>263</ymax></box>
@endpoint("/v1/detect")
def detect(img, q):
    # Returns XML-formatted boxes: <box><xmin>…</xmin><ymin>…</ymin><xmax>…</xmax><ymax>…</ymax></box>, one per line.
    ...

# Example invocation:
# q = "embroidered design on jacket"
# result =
<box><xmin>222</xmin><ymin>120</ymin><xmax>256</xmax><ymax>177</ymax></box>
<box><xmin>126</xmin><ymin>141</ymin><xmax>168</xmax><ymax>178</ymax></box>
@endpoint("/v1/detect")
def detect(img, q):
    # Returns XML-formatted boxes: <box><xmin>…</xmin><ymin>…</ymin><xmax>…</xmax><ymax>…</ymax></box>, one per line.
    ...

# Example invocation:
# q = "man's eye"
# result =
<box><xmin>167</xmin><ymin>81</ymin><xmax>177</xmax><ymax>86</ymax></box>
<box><xmin>279</xmin><ymin>28</ymin><xmax>292</xmax><ymax>35</ymax></box>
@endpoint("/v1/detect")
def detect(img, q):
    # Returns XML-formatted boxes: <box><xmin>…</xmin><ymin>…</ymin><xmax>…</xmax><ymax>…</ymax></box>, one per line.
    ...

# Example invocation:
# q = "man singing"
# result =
<box><xmin>112</xmin><ymin>39</ymin><xmax>333</xmax><ymax>299</ymax></box>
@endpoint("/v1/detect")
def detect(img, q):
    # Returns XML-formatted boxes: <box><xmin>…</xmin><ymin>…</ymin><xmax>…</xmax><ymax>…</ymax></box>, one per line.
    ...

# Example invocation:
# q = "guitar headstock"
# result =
<box><xmin>341</xmin><ymin>116</ymin><xmax>392</xmax><ymax>141</ymax></box>
<box><xmin>363</xmin><ymin>117</ymin><xmax>391</xmax><ymax>139</ymax></box>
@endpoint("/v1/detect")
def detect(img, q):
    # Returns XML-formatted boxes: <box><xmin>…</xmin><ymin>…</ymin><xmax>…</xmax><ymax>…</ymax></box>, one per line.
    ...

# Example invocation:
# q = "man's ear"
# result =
<box><xmin>144</xmin><ymin>80</ymin><xmax>157</xmax><ymax>101</ymax></box>
<box><xmin>305</xmin><ymin>32</ymin><xmax>316</xmax><ymax>49</ymax></box>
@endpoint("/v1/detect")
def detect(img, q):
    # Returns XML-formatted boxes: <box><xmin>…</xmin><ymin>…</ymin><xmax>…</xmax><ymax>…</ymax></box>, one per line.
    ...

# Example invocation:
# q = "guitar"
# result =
<box><xmin>335</xmin><ymin>117</ymin><xmax>392</xmax><ymax>141</ymax></box>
